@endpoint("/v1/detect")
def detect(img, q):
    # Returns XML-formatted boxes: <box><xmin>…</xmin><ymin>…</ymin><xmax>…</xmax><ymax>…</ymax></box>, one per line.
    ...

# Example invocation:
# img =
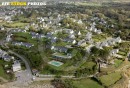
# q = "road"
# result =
<box><xmin>8</xmin><ymin>50</ymin><xmax>33</xmax><ymax>86</ymax></box>
<box><xmin>9</xmin><ymin>50</ymin><xmax>32</xmax><ymax>76</ymax></box>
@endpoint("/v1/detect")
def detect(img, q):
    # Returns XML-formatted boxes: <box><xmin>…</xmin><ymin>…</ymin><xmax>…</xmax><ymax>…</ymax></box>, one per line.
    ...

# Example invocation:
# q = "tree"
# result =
<box><xmin>90</xmin><ymin>46</ymin><xmax>109</xmax><ymax>72</ymax></box>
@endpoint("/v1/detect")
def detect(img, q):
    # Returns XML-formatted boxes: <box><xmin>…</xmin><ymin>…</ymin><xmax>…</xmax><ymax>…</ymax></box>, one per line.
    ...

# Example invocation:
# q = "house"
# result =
<box><xmin>3</xmin><ymin>55</ymin><xmax>13</xmax><ymax>62</ymax></box>
<box><xmin>62</xmin><ymin>29</ymin><xmax>72</xmax><ymax>34</ymax></box>
<box><xmin>6</xmin><ymin>36</ymin><xmax>11</xmax><ymax>42</ymax></box>
<box><xmin>93</xmin><ymin>28</ymin><xmax>97</xmax><ymax>32</ymax></box>
<box><xmin>63</xmin><ymin>38</ymin><xmax>74</xmax><ymax>43</ymax></box>
<box><xmin>0</xmin><ymin>27</ymin><xmax>5</xmax><ymax>30</ymax></box>
<box><xmin>77</xmin><ymin>19</ymin><xmax>83</xmax><ymax>24</ymax></box>
<box><xmin>110</xmin><ymin>49</ymin><xmax>119</xmax><ymax>56</ymax></box>
<box><xmin>4</xmin><ymin>16</ymin><xmax>11</xmax><ymax>22</ymax></box>
<box><xmin>96</xmin><ymin>29</ymin><xmax>102</xmax><ymax>34</ymax></box>
<box><xmin>78</xmin><ymin>31</ymin><xmax>81</xmax><ymax>36</ymax></box>
<box><xmin>0</xmin><ymin>12</ymin><xmax>5</xmax><ymax>18</ymax></box>
<box><xmin>86</xmin><ymin>26</ymin><xmax>88</xmax><ymax>30</ymax></box>
<box><xmin>12</xmin><ymin>60</ymin><xmax>21</xmax><ymax>72</ymax></box>
<box><xmin>85</xmin><ymin>32</ymin><xmax>92</xmax><ymax>41</ymax></box>
<box><xmin>115</xmin><ymin>37</ymin><xmax>122</xmax><ymax>43</ymax></box>
<box><xmin>52</xmin><ymin>52</ymin><xmax>72</xmax><ymax>60</ymax></box>
<box><xmin>51</xmin><ymin>46</ymin><xmax>68</xmax><ymax>53</ymax></box>
<box><xmin>72</xmin><ymin>40</ymin><xmax>76</xmax><ymax>44</ymax></box>
<box><xmin>78</xmin><ymin>39</ymin><xmax>86</xmax><ymax>46</ymax></box>
<box><xmin>0</xmin><ymin>49</ymin><xmax>13</xmax><ymax>62</ymax></box>
<box><xmin>46</xmin><ymin>32</ymin><xmax>53</xmax><ymax>39</ymax></box>
<box><xmin>23</xmin><ymin>43</ymin><xmax>34</xmax><ymax>48</ymax></box>
<box><xmin>12</xmin><ymin>42</ymin><xmax>34</xmax><ymax>48</ymax></box>
<box><xmin>107</xmin><ymin>39</ymin><xmax>115</xmax><ymax>46</ymax></box>
<box><xmin>96</xmin><ymin>43</ymin><xmax>102</xmax><ymax>49</ymax></box>
<box><xmin>0</xmin><ymin>49</ymin><xmax>7</xmax><ymax>56</ymax></box>
<box><xmin>100</xmin><ymin>42</ymin><xmax>108</xmax><ymax>47</ymax></box>
<box><xmin>69</xmin><ymin>34</ymin><xmax>75</xmax><ymax>39</ymax></box>
<box><xmin>70</xmin><ymin>30</ymin><xmax>74</xmax><ymax>34</ymax></box>
<box><xmin>51</xmin><ymin>37</ymin><xmax>57</xmax><ymax>43</ymax></box>
<box><xmin>30</xmin><ymin>32</ymin><xmax>45</xmax><ymax>39</ymax></box>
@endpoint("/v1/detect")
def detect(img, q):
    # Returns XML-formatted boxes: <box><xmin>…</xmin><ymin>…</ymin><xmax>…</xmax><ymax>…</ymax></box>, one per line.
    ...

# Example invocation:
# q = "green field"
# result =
<box><xmin>0</xmin><ymin>31</ymin><xmax>6</xmax><ymax>40</ymax></box>
<box><xmin>114</xmin><ymin>59</ymin><xmax>123</xmax><ymax>67</ymax></box>
<box><xmin>98</xmin><ymin>72</ymin><xmax>122</xmax><ymax>87</ymax></box>
<box><xmin>73</xmin><ymin>78</ymin><xmax>104</xmax><ymax>88</ymax></box>
<box><xmin>92</xmin><ymin>34</ymin><xmax>108</xmax><ymax>42</ymax></box>
<box><xmin>3</xmin><ymin>22</ymin><xmax>28</xmax><ymax>28</ymax></box>
<box><xmin>13</xmin><ymin>32</ymin><xmax>38</xmax><ymax>45</ymax></box>
<box><xmin>0</xmin><ymin>60</ymin><xmax>12</xmax><ymax>80</ymax></box>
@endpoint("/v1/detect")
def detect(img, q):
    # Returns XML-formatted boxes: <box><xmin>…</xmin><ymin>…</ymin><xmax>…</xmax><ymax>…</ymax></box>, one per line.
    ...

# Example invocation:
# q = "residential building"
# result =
<box><xmin>12</xmin><ymin>60</ymin><xmax>21</xmax><ymax>72</ymax></box>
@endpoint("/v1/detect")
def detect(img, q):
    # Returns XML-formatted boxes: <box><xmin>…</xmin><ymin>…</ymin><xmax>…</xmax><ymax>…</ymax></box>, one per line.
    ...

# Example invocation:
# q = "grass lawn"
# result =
<box><xmin>117</xmin><ymin>51</ymin><xmax>127</xmax><ymax>56</ymax></box>
<box><xmin>80</xmin><ymin>61</ymin><xmax>97</xmax><ymax>69</ymax></box>
<box><xmin>13</xmin><ymin>32</ymin><xmax>38</xmax><ymax>45</ymax></box>
<box><xmin>53</xmin><ymin>42</ymin><xmax>70</xmax><ymax>46</ymax></box>
<box><xmin>0</xmin><ymin>31</ymin><xmax>6</xmax><ymax>40</ymax></box>
<box><xmin>3</xmin><ymin>22</ymin><xmax>28</xmax><ymax>28</ymax></box>
<box><xmin>98</xmin><ymin>72</ymin><xmax>122</xmax><ymax>87</ymax></box>
<box><xmin>0</xmin><ymin>66</ymin><xmax>10</xmax><ymax>80</ymax></box>
<box><xmin>0</xmin><ymin>60</ymin><xmax>12</xmax><ymax>80</ymax></box>
<box><xmin>92</xmin><ymin>34</ymin><xmax>108</xmax><ymax>42</ymax></box>
<box><xmin>73</xmin><ymin>78</ymin><xmax>104</xmax><ymax>88</ymax></box>
<box><xmin>52</xmin><ymin>52</ymin><xmax>71</xmax><ymax>59</ymax></box>
<box><xmin>114</xmin><ymin>59</ymin><xmax>123</xmax><ymax>67</ymax></box>
<box><xmin>40</xmin><ymin>60</ymin><xmax>76</xmax><ymax>75</ymax></box>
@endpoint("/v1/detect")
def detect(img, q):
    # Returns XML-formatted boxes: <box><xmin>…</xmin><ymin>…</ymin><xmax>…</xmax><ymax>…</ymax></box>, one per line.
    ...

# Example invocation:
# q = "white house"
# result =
<box><xmin>70</xmin><ymin>30</ymin><xmax>74</xmax><ymax>34</ymax></box>
<box><xmin>115</xmin><ymin>37</ymin><xmax>122</xmax><ymax>43</ymax></box>
<box><xmin>86</xmin><ymin>26</ymin><xmax>88</xmax><ymax>30</ymax></box>
<box><xmin>78</xmin><ymin>31</ymin><xmax>81</xmax><ymax>35</ymax></box>
<box><xmin>96</xmin><ymin>29</ymin><xmax>102</xmax><ymax>34</ymax></box>
<box><xmin>72</xmin><ymin>40</ymin><xmax>76</xmax><ymax>44</ymax></box>
<box><xmin>12</xmin><ymin>61</ymin><xmax>21</xmax><ymax>72</ymax></box>
<box><xmin>70</xmin><ymin>34</ymin><xmax>75</xmax><ymax>39</ymax></box>
<box><xmin>0</xmin><ymin>27</ymin><xmax>5</xmax><ymax>30</ymax></box>
<box><xmin>77</xmin><ymin>19</ymin><xmax>83</xmax><ymax>24</ymax></box>
<box><xmin>110</xmin><ymin>49</ymin><xmax>119</xmax><ymax>56</ymax></box>
<box><xmin>86</xmin><ymin>32</ymin><xmax>92</xmax><ymax>40</ymax></box>
<box><xmin>6</xmin><ymin>35</ymin><xmax>12</xmax><ymax>42</ymax></box>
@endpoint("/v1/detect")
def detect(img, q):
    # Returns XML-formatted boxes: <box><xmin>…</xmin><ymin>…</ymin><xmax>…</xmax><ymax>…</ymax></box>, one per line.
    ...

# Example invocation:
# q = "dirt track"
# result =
<box><xmin>0</xmin><ymin>81</ymin><xmax>54</xmax><ymax>88</ymax></box>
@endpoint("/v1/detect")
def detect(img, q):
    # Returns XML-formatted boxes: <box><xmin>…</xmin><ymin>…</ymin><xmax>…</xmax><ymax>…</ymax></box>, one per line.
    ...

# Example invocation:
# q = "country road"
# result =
<box><xmin>8</xmin><ymin>50</ymin><xmax>33</xmax><ymax>86</ymax></box>
<box><xmin>8</xmin><ymin>50</ymin><xmax>33</xmax><ymax>76</ymax></box>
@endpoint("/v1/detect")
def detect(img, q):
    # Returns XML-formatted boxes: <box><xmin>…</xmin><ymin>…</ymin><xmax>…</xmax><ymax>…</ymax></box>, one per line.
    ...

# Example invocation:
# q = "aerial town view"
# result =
<box><xmin>0</xmin><ymin>0</ymin><xmax>130</xmax><ymax>88</ymax></box>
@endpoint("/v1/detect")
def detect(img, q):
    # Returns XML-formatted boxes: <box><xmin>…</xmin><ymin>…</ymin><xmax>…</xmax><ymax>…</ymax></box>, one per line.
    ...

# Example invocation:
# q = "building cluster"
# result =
<box><xmin>0</xmin><ymin>49</ymin><xmax>14</xmax><ymax>62</ymax></box>
<box><xmin>96</xmin><ymin>37</ymin><xmax>122</xmax><ymax>49</ymax></box>
<box><xmin>0</xmin><ymin>49</ymin><xmax>22</xmax><ymax>72</ymax></box>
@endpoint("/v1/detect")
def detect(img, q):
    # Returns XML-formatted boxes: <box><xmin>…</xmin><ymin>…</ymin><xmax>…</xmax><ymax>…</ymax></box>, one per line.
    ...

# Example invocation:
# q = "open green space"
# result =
<box><xmin>3</xmin><ymin>22</ymin><xmax>28</xmax><ymax>28</ymax></box>
<box><xmin>0</xmin><ymin>31</ymin><xmax>6</xmax><ymax>40</ymax></box>
<box><xmin>98</xmin><ymin>72</ymin><xmax>122</xmax><ymax>87</ymax></box>
<box><xmin>73</xmin><ymin>78</ymin><xmax>104</xmax><ymax>88</ymax></box>
<box><xmin>92</xmin><ymin>34</ymin><xmax>108</xmax><ymax>42</ymax></box>
<box><xmin>13</xmin><ymin>32</ymin><xmax>39</xmax><ymax>45</ymax></box>
<box><xmin>114</xmin><ymin>59</ymin><xmax>123</xmax><ymax>67</ymax></box>
<box><xmin>0</xmin><ymin>60</ymin><xmax>13</xmax><ymax>80</ymax></box>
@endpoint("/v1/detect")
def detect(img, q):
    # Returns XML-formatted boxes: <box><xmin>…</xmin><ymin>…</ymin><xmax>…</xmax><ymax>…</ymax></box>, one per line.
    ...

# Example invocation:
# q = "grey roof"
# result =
<box><xmin>12</xmin><ymin>42</ymin><xmax>34</xmax><ymax>48</ymax></box>
<box><xmin>53</xmin><ymin>46</ymin><xmax>68</xmax><ymax>52</ymax></box>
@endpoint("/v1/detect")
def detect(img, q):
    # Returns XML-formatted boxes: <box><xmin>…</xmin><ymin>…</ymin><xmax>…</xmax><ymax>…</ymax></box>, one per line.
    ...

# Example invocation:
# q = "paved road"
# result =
<box><xmin>8</xmin><ymin>50</ymin><xmax>32</xmax><ymax>76</ymax></box>
<box><xmin>8</xmin><ymin>50</ymin><xmax>33</xmax><ymax>86</ymax></box>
